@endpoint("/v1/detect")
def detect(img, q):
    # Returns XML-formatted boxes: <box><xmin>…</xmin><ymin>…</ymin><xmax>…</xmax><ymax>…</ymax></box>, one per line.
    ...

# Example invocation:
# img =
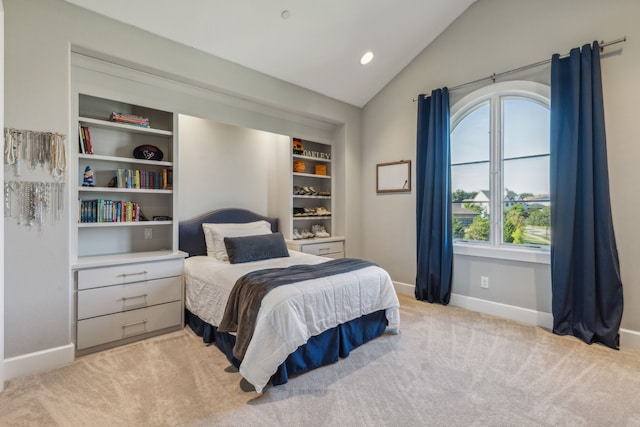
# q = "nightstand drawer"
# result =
<box><xmin>301</xmin><ymin>241</ymin><xmax>344</xmax><ymax>257</ymax></box>
<box><xmin>77</xmin><ymin>276</ymin><xmax>182</xmax><ymax>320</ymax></box>
<box><xmin>76</xmin><ymin>301</ymin><xmax>182</xmax><ymax>350</ymax></box>
<box><xmin>77</xmin><ymin>259</ymin><xmax>183</xmax><ymax>290</ymax></box>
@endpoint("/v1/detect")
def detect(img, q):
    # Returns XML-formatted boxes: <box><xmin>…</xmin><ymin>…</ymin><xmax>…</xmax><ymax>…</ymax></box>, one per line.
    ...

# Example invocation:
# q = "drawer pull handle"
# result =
<box><xmin>118</xmin><ymin>271</ymin><xmax>148</xmax><ymax>278</ymax></box>
<box><xmin>122</xmin><ymin>319</ymin><xmax>147</xmax><ymax>329</ymax></box>
<box><xmin>121</xmin><ymin>294</ymin><xmax>148</xmax><ymax>302</ymax></box>
<box><xmin>318</xmin><ymin>248</ymin><xmax>331</xmax><ymax>253</ymax></box>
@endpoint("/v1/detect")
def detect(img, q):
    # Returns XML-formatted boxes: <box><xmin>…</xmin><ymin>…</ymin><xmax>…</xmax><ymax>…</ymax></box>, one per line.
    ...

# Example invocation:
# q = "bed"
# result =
<box><xmin>179</xmin><ymin>208</ymin><xmax>400</xmax><ymax>393</ymax></box>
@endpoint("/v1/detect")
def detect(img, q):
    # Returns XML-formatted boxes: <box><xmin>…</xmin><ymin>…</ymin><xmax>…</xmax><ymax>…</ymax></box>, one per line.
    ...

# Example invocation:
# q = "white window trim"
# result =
<box><xmin>451</xmin><ymin>81</ymin><xmax>551</xmax><ymax>264</ymax></box>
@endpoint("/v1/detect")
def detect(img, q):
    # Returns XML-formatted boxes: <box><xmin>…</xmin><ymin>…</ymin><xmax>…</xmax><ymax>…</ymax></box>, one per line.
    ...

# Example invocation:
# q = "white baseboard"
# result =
<box><xmin>620</xmin><ymin>328</ymin><xmax>640</xmax><ymax>350</ymax></box>
<box><xmin>4</xmin><ymin>344</ymin><xmax>75</xmax><ymax>381</ymax></box>
<box><xmin>393</xmin><ymin>281</ymin><xmax>639</xmax><ymax>350</ymax></box>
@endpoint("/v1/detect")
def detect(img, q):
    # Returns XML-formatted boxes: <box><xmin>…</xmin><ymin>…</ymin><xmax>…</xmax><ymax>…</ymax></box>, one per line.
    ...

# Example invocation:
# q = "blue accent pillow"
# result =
<box><xmin>224</xmin><ymin>232</ymin><xmax>290</xmax><ymax>264</ymax></box>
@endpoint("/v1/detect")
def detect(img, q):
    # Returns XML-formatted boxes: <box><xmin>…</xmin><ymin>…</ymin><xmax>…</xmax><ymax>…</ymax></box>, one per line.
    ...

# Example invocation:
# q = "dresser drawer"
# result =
<box><xmin>300</xmin><ymin>240</ymin><xmax>344</xmax><ymax>257</ymax></box>
<box><xmin>77</xmin><ymin>276</ymin><xmax>182</xmax><ymax>320</ymax></box>
<box><xmin>76</xmin><ymin>301</ymin><xmax>182</xmax><ymax>350</ymax></box>
<box><xmin>77</xmin><ymin>259</ymin><xmax>183</xmax><ymax>290</ymax></box>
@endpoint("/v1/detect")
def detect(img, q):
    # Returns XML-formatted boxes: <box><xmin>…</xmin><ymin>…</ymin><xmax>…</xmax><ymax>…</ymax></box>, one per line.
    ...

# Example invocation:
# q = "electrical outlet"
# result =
<box><xmin>144</xmin><ymin>228</ymin><xmax>153</xmax><ymax>240</ymax></box>
<box><xmin>480</xmin><ymin>276</ymin><xmax>489</xmax><ymax>289</ymax></box>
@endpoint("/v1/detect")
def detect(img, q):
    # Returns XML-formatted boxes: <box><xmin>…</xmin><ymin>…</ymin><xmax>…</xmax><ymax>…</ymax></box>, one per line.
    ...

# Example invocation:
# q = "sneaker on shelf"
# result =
<box><xmin>316</xmin><ymin>207</ymin><xmax>331</xmax><ymax>216</ymax></box>
<box><xmin>315</xmin><ymin>225</ymin><xmax>330</xmax><ymax>238</ymax></box>
<box><xmin>301</xmin><ymin>229</ymin><xmax>314</xmax><ymax>239</ymax></box>
<box><xmin>292</xmin><ymin>228</ymin><xmax>302</xmax><ymax>240</ymax></box>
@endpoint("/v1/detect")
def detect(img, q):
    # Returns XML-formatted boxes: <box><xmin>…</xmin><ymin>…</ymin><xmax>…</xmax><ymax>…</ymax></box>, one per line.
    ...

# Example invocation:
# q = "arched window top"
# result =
<box><xmin>451</xmin><ymin>81</ymin><xmax>550</xmax><ymax>125</ymax></box>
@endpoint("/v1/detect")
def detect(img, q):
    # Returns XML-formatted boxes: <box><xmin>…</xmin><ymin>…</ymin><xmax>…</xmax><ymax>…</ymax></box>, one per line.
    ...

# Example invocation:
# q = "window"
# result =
<box><xmin>450</xmin><ymin>81</ymin><xmax>550</xmax><ymax>254</ymax></box>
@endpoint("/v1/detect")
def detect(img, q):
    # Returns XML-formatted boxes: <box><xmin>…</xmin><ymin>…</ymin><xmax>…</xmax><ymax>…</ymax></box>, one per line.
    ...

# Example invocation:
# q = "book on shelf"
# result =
<box><xmin>78</xmin><ymin>199</ymin><xmax>142</xmax><ymax>223</ymax></box>
<box><xmin>78</xmin><ymin>125</ymin><xmax>93</xmax><ymax>154</ymax></box>
<box><xmin>77</xmin><ymin>124</ymin><xmax>85</xmax><ymax>154</ymax></box>
<box><xmin>115</xmin><ymin>168</ymin><xmax>173</xmax><ymax>190</ymax></box>
<box><xmin>109</xmin><ymin>112</ymin><xmax>150</xmax><ymax>128</ymax></box>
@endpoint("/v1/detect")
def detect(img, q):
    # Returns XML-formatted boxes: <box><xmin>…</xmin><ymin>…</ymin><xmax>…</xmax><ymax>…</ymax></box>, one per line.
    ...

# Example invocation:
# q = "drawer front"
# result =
<box><xmin>301</xmin><ymin>241</ymin><xmax>344</xmax><ymax>256</ymax></box>
<box><xmin>323</xmin><ymin>251</ymin><xmax>345</xmax><ymax>259</ymax></box>
<box><xmin>77</xmin><ymin>276</ymin><xmax>182</xmax><ymax>320</ymax></box>
<box><xmin>77</xmin><ymin>259</ymin><xmax>183</xmax><ymax>290</ymax></box>
<box><xmin>76</xmin><ymin>301</ymin><xmax>182</xmax><ymax>350</ymax></box>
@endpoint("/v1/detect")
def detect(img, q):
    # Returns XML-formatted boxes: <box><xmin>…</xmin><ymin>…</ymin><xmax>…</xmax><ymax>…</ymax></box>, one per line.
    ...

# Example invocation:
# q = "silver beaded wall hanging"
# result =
<box><xmin>3</xmin><ymin>128</ymin><xmax>66</xmax><ymax>229</ymax></box>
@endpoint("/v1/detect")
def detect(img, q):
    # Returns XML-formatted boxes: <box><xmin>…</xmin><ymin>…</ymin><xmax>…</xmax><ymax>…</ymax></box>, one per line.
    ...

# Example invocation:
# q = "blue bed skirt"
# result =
<box><xmin>186</xmin><ymin>309</ymin><xmax>388</xmax><ymax>387</ymax></box>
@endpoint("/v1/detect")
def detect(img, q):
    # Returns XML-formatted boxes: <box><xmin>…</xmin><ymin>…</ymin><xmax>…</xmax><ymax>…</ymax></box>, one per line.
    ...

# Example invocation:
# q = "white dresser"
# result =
<box><xmin>286</xmin><ymin>237</ymin><xmax>345</xmax><ymax>259</ymax></box>
<box><xmin>74</xmin><ymin>253</ymin><xmax>186</xmax><ymax>356</ymax></box>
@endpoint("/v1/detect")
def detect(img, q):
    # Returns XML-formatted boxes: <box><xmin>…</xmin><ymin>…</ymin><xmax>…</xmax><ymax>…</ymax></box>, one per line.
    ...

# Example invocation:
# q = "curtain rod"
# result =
<box><xmin>413</xmin><ymin>36</ymin><xmax>627</xmax><ymax>102</ymax></box>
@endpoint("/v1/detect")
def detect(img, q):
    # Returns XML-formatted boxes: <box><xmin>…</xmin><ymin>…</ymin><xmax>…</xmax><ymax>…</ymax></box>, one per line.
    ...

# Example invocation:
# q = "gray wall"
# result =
<box><xmin>4</xmin><ymin>0</ymin><xmax>362</xmax><ymax>361</ymax></box>
<box><xmin>177</xmin><ymin>115</ymin><xmax>290</xmax><ymax>220</ymax></box>
<box><xmin>362</xmin><ymin>0</ymin><xmax>640</xmax><ymax>338</ymax></box>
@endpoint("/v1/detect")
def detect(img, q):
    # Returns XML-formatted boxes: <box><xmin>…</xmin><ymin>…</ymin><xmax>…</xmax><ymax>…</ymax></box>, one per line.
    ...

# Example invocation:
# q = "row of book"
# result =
<box><xmin>79</xmin><ymin>199</ymin><xmax>141</xmax><ymax>223</ymax></box>
<box><xmin>115</xmin><ymin>168</ymin><xmax>172</xmax><ymax>190</ymax></box>
<box><xmin>78</xmin><ymin>125</ymin><xmax>93</xmax><ymax>154</ymax></box>
<box><xmin>110</xmin><ymin>112</ymin><xmax>150</xmax><ymax>128</ymax></box>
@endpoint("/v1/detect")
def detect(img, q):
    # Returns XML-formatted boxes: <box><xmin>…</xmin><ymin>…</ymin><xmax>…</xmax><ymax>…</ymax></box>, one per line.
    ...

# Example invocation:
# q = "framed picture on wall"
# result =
<box><xmin>376</xmin><ymin>160</ymin><xmax>411</xmax><ymax>193</ymax></box>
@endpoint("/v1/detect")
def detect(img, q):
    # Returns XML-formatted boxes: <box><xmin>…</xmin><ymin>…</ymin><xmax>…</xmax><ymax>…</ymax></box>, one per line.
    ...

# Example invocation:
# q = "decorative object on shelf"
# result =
<box><xmin>4</xmin><ymin>180</ymin><xmax>65</xmax><ymax>228</ymax></box>
<box><xmin>315</xmin><ymin>164</ymin><xmax>327</xmax><ymax>175</ymax></box>
<box><xmin>109</xmin><ymin>112</ymin><xmax>150</xmax><ymax>128</ymax></box>
<box><xmin>293</xmin><ymin>160</ymin><xmax>306</xmax><ymax>173</ymax></box>
<box><xmin>292</xmin><ymin>138</ymin><xmax>304</xmax><ymax>154</ymax></box>
<box><xmin>376</xmin><ymin>160</ymin><xmax>411</xmax><ymax>193</ymax></box>
<box><xmin>82</xmin><ymin>166</ymin><xmax>95</xmax><ymax>187</ymax></box>
<box><xmin>4</xmin><ymin>128</ymin><xmax>67</xmax><ymax>180</ymax></box>
<box><xmin>302</xmin><ymin>150</ymin><xmax>331</xmax><ymax>160</ymax></box>
<box><xmin>133</xmin><ymin>144</ymin><xmax>164</xmax><ymax>161</ymax></box>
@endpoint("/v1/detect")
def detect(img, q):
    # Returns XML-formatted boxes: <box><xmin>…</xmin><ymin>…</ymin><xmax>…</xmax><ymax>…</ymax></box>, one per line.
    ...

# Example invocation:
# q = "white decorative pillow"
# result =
<box><xmin>202</xmin><ymin>220</ymin><xmax>272</xmax><ymax>261</ymax></box>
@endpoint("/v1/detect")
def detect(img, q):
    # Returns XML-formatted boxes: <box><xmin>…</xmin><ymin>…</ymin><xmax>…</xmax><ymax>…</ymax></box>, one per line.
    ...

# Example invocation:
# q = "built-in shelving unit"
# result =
<box><xmin>71</xmin><ymin>93</ymin><xmax>185</xmax><ymax>356</ymax></box>
<box><xmin>74</xmin><ymin>94</ymin><xmax>178</xmax><ymax>258</ymax></box>
<box><xmin>286</xmin><ymin>138</ymin><xmax>344</xmax><ymax>255</ymax></box>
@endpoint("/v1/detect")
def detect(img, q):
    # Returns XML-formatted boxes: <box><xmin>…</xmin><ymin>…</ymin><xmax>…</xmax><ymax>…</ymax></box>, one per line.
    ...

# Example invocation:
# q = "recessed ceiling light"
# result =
<box><xmin>360</xmin><ymin>51</ymin><xmax>374</xmax><ymax>65</ymax></box>
<box><xmin>281</xmin><ymin>10</ymin><xmax>290</xmax><ymax>19</ymax></box>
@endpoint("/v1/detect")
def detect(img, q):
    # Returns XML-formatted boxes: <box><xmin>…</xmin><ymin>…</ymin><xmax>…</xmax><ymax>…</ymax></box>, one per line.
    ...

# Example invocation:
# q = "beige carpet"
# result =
<box><xmin>1</xmin><ymin>295</ymin><xmax>639</xmax><ymax>427</ymax></box>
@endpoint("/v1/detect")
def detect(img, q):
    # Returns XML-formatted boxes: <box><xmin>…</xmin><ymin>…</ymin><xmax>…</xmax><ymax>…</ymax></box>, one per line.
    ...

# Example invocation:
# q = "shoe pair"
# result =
<box><xmin>315</xmin><ymin>207</ymin><xmax>331</xmax><ymax>216</ymax></box>
<box><xmin>311</xmin><ymin>224</ymin><xmax>330</xmax><ymax>238</ymax></box>
<box><xmin>292</xmin><ymin>228</ymin><xmax>302</xmax><ymax>240</ymax></box>
<box><xmin>300</xmin><ymin>229</ymin><xmax>314</xmax><ymax>239</ymax></box>
<box><xmin>302</xmin><ymin>186</ymin><xmax>318</xmax><ymax>195</ymax></box>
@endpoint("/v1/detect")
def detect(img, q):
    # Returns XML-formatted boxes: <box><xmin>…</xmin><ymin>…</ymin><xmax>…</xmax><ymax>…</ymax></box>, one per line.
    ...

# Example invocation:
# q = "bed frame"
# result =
<box><xmin>179</xmin><ymin>208</ymin><xmax>388</xmax><ymax>389</ymax></box>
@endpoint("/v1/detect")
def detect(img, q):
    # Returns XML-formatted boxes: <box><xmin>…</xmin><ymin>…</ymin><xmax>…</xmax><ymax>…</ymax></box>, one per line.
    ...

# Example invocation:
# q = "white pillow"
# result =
<box><xmin>202</xmin><ymin>220</ymin><xmax>272</xmax><ymax>261</ymax></box>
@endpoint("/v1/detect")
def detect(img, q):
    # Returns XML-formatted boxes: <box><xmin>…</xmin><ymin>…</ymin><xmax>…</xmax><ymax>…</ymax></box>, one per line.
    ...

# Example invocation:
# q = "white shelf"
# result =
<box><xmin>78</xmin><ymin>220</ymin><xmax>172</xmax><ymax>228</ymax></box>
<box><xmin>293</xmin><ymin>153</ymin><xmax>331</xmax><ymax>163</ymax></box>
<box><xmin>79</xmin><ymin>116</ymin><xmax>173</xmax><ymax>136</ymax></box>
<box><xmin>293</xmin><ymin>216</ymin><xmax>331</xmax><ymax>221</ymax></box>
<box><xmin>293</xmin><ymin>195</ymin><xmax>331</xmax><ymax>199</ymax></box>
<box><xmin>78</xmin><ymin>153</ymin><xmax>173</xmax><ymax>167</ymax></box>
<box><xmin>78</xmin><ymin>187</ymin><xmax>172</xmax><ymax>194</ymax></box>
<box><xmin>293</xmin><ymin>172</ymin><xmax>331</xmax><ymax>179</ymax></box>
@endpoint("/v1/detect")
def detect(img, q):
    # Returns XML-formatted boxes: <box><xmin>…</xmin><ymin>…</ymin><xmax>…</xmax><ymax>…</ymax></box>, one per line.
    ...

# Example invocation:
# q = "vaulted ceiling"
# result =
<box><xmin>65</xmin><ymin>0</ymin><xmax>476</xmax><ymax>107</ymax></box>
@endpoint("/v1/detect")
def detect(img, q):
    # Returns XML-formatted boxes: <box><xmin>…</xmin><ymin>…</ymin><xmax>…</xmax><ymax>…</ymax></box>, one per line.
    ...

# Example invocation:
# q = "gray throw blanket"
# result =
<box><xmin>218</xmin><ymin>258</ymin><xmax>376</xmax><ymax>361</ymax></box>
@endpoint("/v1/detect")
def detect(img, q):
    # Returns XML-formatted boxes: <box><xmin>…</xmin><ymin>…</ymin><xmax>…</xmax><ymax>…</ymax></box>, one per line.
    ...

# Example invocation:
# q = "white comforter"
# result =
<box><xmin>184</xmin><ymin>250</ymin><xmax>400</xmax><ymax>393</ymax></box>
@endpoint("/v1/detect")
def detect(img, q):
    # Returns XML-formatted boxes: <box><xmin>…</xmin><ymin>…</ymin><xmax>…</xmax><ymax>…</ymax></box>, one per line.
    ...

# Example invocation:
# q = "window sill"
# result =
<box><xmin>453</xmin><ymin>242</ymin><xmax>550</xmax><ymax>264</ymax></box>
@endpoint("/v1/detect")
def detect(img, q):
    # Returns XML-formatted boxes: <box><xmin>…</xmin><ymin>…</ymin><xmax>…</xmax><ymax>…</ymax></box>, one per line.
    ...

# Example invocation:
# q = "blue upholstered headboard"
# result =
<box><xmin>178</xmin><ymin>208</ymin><xmax>279</xmax><ymax>257</ymax></box>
